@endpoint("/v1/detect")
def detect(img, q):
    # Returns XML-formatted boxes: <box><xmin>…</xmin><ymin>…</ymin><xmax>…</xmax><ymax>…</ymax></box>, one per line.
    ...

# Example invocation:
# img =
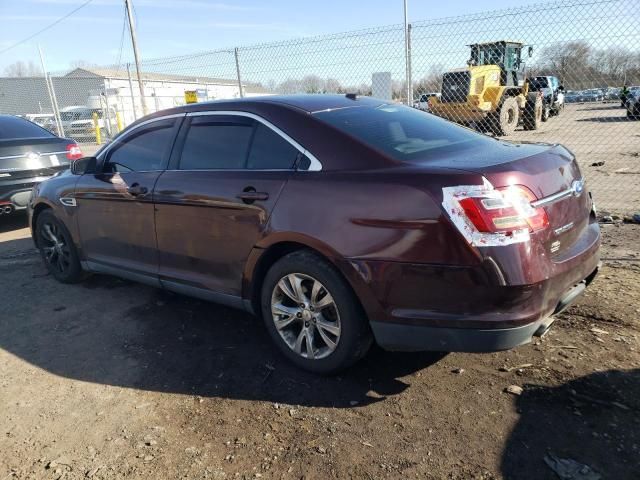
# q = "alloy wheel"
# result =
<box><xmin>39</xmin><ymin>221</ymin><xmax>71</xmax><ymax>275</ymax></box>
<box><xmin>270</xmin><ymin>273</ymin><xmax>341</xmax><ymax>360</ymax></box>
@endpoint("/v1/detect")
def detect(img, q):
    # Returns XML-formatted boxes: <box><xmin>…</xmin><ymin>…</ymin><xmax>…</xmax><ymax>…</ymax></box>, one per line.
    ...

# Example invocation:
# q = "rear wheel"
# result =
<box><xmin>523</xmin><ymin>96</ymin><xmax>543</xmax><ymax>131</ymax></box>
<box><xmin>36</xmin><ymin>210</ymin><xmax>84</xmax><ymax>283</ymax></box>
<box><xmin>261</xmin><ymin>250</ymin><xmax>372</xmax><ymax>374</ymax></box>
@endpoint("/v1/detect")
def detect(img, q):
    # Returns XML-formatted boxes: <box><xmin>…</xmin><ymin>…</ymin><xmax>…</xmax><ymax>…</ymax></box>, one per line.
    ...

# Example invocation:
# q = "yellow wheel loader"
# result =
<box><xmin>428</xmin><ymin>41</ymin><xmax>542</xmax><ymax>136</ymax></box>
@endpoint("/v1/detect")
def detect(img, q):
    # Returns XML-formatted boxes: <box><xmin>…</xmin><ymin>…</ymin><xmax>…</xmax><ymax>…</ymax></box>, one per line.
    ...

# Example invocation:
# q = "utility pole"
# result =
<box><xmin>403</xmin><ymin>0</ymin><xmax>412</xmax><ymax>106</ymax></box>
<box><xmin>124</xmin><ymin>0</ymin><xmax>148</xmax><ymax>115</ymax></box>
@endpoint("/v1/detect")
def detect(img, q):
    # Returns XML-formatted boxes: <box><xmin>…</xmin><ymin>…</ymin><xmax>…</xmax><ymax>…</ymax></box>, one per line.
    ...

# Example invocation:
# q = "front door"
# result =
<box><xmin>154</xmin><ymin>113</ymin><xmax>300</xmax><ymax>297</ymax></box>
<box><xmin>75</xmin><ymin>116</ymin><xmax>182</xmax><ymax>277</ymax></box>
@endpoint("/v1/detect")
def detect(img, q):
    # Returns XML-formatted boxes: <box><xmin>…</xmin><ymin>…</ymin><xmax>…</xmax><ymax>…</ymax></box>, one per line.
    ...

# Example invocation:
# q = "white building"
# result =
<box><xmin>65</xmin><ymin>67</ymin><xmax>271</xmax><ymax>127</ymax></box>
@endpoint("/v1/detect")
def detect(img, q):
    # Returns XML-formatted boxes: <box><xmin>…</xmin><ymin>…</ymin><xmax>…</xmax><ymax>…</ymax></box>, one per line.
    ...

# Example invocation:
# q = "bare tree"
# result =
<box><xmin>324</xmin><ymin>77</ymin><xmax>343</xmax><ymax>93</ymax></box>
<box><xmin>300</xmin><ymin>75</ymin><xmax>324</xmax><ymax>93</ymax></box>
<box><xmin>414</xmin><ymin>64</ymin><xmax>444</xmax><ymax>95</ymax></box>
<box><xmin>69</xmin><ymin>60</ymin><xmax>98</xmax><ymax>69</ymax></box>
<box><xmin>277</xmin><ymin>78</ymin><xmax>304</xmax><ymax>94</ymax></box>
<box><xmin>3</xmin><ymin>61</ymin><xmax>42</xmax><ymax>77</ymax></box>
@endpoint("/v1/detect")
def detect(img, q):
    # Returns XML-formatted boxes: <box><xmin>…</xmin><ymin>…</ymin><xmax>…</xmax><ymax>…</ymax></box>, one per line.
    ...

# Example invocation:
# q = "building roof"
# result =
<box><xmin>64</xmin><ymin>67</ymin><xmax>270</xmax><ymax>93</ymax></box>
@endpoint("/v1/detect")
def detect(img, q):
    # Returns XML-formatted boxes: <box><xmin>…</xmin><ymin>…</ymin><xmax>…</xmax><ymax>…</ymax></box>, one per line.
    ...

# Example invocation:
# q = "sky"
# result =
<box><xmin>0</xmin><ymin>0</ymin><xmax>544</xmax><ymax>73</ymax></box>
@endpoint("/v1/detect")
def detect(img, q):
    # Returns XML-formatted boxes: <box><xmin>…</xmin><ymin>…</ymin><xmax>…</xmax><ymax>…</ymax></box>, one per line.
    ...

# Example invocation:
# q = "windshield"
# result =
<box><xmin>314</xmin><ymin>104</ymin><xmax>495</xmax><ymax>162</ymax></box>
<box><xmin>530</xmin><ymin>77</ymin><xmax>549</xmax><ymax>89</ymax></box>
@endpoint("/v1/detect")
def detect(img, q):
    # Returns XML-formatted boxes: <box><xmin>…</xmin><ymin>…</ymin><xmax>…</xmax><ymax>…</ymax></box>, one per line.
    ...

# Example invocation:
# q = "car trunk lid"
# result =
<box><xmin>430</xmin><ymin>141</ymin><xmax>592</xmax><ymax>256</ymax></box>
<box><xmin>0</xmin><ymin>137</ymin><xmax>74</xmax><ymax>180</ymax></box>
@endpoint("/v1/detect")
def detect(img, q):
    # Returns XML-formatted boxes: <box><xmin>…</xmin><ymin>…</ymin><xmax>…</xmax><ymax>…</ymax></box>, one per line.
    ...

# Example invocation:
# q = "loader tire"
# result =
<box><xmin>490</xmin><ymin>97</ymin><xmax>519</xmax><ymax>136</ymax></box>
<box><xmin>523</xmin><ymin>96</ymin><xmax>543</xmax><ymax>131</ymax></box>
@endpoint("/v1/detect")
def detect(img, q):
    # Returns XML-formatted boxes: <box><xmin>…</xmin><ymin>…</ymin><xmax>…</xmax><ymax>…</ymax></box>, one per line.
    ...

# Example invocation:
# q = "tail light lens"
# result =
<box><xmin>66</xmin><ymin>143</ymin><xmax>83</xmax><ymax>161</ymax></box>
<box><xmin>458</xmin><ymin>185</ymin><xmax>549</xmax><ymax>234</ymax></box>
<box><xmin>443</xmin><ymin>182</ymin><xmax>549</xmax><ymax>247</ymax></box>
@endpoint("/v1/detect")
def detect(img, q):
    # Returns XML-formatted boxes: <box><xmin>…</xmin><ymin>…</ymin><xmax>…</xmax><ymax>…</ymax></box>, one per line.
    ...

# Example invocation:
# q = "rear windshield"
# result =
<box><xmin>314</xmin><ymin>104</ymin><xmax>494</xmax><ymax>162</ymax></box>
<box><xmin>0</xmin><ymin>116</ymin><xmax>54</xmax><ymax>140</ymax></box>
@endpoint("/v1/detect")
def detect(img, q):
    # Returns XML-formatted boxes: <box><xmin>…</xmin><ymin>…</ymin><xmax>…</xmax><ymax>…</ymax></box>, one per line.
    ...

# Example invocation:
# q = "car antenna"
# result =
<box><xmin>345</xmin><ymin>93</ymin><xmax>357</xmax><ymax>100</ymax></box>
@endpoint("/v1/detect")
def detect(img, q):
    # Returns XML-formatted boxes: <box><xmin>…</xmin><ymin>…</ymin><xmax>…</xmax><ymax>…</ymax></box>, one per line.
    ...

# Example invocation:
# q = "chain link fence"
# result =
<box><xmin>1</xmin><ymin>0</ymin><xmax>638</xmax><ymax>213</ymax></box>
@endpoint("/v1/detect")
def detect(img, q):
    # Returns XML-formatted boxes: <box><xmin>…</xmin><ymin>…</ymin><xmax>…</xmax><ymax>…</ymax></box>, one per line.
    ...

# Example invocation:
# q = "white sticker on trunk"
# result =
<box><xmin>49</xmin><ymin>154</ymin><xmax>60</xmax><ymax>166</ymax></box>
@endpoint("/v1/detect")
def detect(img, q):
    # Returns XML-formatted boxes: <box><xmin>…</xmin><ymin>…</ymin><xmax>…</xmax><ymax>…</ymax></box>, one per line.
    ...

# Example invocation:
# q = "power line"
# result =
<box><xmin>0</xmin><ymin>0</ymin><xmax>94</xmax><ymax>55</ymax></box>
<box><xmin>115</xmin><ymin>2</ymin><xmax>128</xmax><ymax>69</ymax></box>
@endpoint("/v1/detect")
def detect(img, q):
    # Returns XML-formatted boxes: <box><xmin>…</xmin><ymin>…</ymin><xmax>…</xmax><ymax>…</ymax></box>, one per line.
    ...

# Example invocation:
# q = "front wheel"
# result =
<box><xmin>36</xmin><ymin>210</ymin><xmax>85</xmax><ymax>283</ymax></box>
<box><xmin>261</xmin><ymin>250</ymin><xmax>372</xmax><ymax>374</ymax></box>
<box><xmin>489</xmin><ymin>97</ymin><xmax>519</xmax><ymax>136</ymax></box>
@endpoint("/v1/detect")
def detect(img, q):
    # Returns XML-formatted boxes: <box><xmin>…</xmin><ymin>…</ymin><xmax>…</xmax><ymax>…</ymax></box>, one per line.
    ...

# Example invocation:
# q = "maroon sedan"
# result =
<box><xmin>28</xmin><ymin>95</ymin><xmax>600</xmax><ymax>373</ymax></box>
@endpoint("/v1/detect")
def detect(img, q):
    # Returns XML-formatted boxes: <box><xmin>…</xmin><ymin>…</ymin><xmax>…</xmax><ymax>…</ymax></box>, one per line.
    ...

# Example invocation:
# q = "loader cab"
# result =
<box><xmin>468</xmin><ymin>41</ymin><xmax>528</xmax><ymax>87</ymax></box>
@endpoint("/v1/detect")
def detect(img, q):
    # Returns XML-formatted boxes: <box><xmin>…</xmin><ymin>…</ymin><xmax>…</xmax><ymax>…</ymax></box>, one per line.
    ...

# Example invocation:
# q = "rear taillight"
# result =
<box><xmin>66</xmin><ymin>143</ymin><xmax>83</xmax><ymax>161</ymax></box>
<box><xmin>458</xmin><ymin>185</ymin><xmax>548</xmax><ymax>233</ymax></box>
<box><xmin>442</xmin><ymin>181</ymin><xmax>549</xmax><ymax>247</ymax></box>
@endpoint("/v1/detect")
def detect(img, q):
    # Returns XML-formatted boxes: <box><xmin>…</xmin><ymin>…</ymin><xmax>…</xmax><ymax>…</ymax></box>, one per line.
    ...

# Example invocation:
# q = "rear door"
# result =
<box><xmin>154</xmin><ymin>112</ymin><xmax>300</xmax><ymax>298</ymax></box>
<box><xmin>75</xmin><ymin>116</ymin><xmax>182</xmax><ymax>277</ymax></box>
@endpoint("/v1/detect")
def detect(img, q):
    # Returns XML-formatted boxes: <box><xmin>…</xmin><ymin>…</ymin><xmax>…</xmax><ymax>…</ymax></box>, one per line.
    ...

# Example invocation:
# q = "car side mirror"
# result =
<box><xmin>559</xmin><ymin>85</ymin><xmax>565</xmax><ymax>91</ymax></box>
<box><xmin>71</xmin><ymin>156</ymin><xmax>97</xmax><ymax>175</ymax></box>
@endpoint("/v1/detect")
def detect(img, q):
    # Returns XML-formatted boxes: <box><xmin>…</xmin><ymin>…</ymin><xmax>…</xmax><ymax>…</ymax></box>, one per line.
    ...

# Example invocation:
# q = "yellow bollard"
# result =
<box><xmin>92</xmin><ymin>112</ymin><xmax>101</xmax><ymax>145</ymax></box>
<box><xmin>116</xmin><ymin>111</ymin><xmax>123</xmax><ymax>132</ymax></box>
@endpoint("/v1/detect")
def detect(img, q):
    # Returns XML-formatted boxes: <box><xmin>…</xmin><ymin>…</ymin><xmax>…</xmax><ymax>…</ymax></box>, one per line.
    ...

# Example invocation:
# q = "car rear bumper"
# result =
<box><xmin>348</xmin><ymin>219</ymin><xmax>601</xmax><ymax>352</ymax></box>
<box><xmin>0</xmin><ymin>177</ymin><xmax>46</xmax><ymax>210</ymax></box>
<box><xmin>370</xmin><ymin>263</ymin><xmax>599</xmax><ymax>352</ymax></box>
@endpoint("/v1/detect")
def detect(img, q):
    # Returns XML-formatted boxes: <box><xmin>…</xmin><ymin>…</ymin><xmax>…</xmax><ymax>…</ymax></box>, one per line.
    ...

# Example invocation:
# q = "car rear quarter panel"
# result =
<box><xmin>257</xmin><ymin>168</ymin><xmax>486</xmax><ymax>322</ymax></box>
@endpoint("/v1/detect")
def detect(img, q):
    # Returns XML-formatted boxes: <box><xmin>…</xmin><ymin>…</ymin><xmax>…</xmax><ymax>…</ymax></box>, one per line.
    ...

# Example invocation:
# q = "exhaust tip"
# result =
<box><xmin>534</xmin><ymin>318</ymin><xmax>555</xmax><ymax>337</ymax></box>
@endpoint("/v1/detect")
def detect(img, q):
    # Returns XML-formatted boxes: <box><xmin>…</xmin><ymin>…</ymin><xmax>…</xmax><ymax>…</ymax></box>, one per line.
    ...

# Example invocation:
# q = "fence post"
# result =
<box><xmin>38</xmin><ymin>45</ymin><xmax>64</xmax><ymax>137</ymax></box>
<box><xmin>234</xmin><ymin>47</ymin><xmax>244</xmax><ymax>98</ymax></box>
<box><xmin>126</xmin><ymin>63</ymin><xmax>138</xmax><ymax>121</ymax></box>
<box><xmin>403</xmin><ymin>0</ymin><xmax>412</xmax><ymax>105</ymax></box>
<box><xmin>47</xmin><ymin>75</ymin><xmax>64</xmax><ymax>138</ymax></box>
<box><xmin>407</xmin><ymin>23</ymin><xmax>413</xmax><ymax>105</ymax></box>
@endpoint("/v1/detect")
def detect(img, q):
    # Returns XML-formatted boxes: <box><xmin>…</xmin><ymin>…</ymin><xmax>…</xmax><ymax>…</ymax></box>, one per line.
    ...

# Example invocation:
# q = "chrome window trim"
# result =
<box><xmin>186</xmin><ymin>110</ymin><xmax>322</xmax><ymax>172</ymax></box>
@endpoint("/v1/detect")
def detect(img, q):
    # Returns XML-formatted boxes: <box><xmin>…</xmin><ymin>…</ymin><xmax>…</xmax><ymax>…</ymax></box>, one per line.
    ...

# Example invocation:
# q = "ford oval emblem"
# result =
<box><xmin>571</xmin><ymin>179</ymin><xmax>584</xmax><ymax>197</ymax></box>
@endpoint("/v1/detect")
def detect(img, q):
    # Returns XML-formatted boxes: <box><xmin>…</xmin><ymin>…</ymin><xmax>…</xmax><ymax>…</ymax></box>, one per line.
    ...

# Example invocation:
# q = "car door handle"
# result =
<box><xmin>127</xmin><ymin>183</ymin><xmax>148</xmax><ymax>196</ymax></box>
<box><xmin>237</xmin><ymin>191</ymin><xmax>269</xmax><ymax>203</ymax></box>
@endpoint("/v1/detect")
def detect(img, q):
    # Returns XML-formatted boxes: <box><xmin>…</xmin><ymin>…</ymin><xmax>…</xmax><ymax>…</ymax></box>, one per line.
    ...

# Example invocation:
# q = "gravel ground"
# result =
<box><xmin>0</xmin><ymin>213</ymin><xmax>638</xmax><ymax>480</ymax></box>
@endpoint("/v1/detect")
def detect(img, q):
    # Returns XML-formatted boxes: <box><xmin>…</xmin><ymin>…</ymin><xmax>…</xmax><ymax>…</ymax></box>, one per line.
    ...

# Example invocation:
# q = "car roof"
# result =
<box><xmin>172</xmin><ymin>94</ymin><xmax>387</xmax><ymax>115</ymax></box>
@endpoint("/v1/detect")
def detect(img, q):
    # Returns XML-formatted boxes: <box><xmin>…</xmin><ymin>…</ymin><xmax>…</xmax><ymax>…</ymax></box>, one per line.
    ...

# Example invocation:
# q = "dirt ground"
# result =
<box><xmin>0</xmin><ymin>213</ymin><xmax>638</xmax><ymax>480</ymax></box>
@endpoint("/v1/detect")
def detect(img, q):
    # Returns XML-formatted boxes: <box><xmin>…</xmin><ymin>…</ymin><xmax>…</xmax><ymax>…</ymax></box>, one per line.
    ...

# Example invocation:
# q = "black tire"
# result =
<box><xmin>522</xmin><ymin>96</ymin><xmax>542</xmax><ymax>131</ymax></box>
<box><xmin>541</xmin><ymin>101</ymin><xmax>550</xmax><ymax>122</ymax></box>
<box><xmin>35</xmin><ymin>210</ymin><xmax>85</xmax><ymax>283</ymax></box>
<box><xmin>260</xmin><ymin>250</ymin><xmax>372</xmax><ymax>374</ymax></box>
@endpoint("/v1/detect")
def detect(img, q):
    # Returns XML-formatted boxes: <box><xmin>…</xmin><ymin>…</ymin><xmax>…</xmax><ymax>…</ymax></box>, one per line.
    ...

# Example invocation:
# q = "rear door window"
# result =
<box><xmin>246</xmin><ymin>123</ymin><xmax>298</xmax><ymax>170</ymax></box>
<box><xmin>105</xmin><ymin>119</ymin><xmax>176</xmax><ymax>173</ymax></box>
<box><xmin>179</xmin><ymin>116</ymin><xmax>253</xmax><ymax>170</ymax></box>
